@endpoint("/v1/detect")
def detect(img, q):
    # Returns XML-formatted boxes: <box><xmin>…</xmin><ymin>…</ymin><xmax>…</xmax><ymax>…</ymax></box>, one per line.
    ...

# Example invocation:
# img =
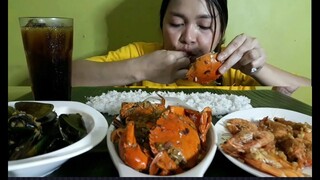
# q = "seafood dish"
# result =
<box><xmin>216</xmin><ymin>108</ymin><xmax>312</xmax><ymax>177</ymax></box>
<box><xmin>186</xmin><ymin>52</ymin><xmax>222</xmax><ymax>85</ymax></box>
<box><xmin>109</xmin><ymin>96</ymin><xmax>216</xmax><ymax>176</ymax></box>
<box><xmin>8</xmin><ymin>101</ymin><xmax>87</xmax><ymax>160</ymax></box>
<box><xmin>8</xmin><ymin>101</ymin><xmax>108</xmax><ymax>177</ymax></box>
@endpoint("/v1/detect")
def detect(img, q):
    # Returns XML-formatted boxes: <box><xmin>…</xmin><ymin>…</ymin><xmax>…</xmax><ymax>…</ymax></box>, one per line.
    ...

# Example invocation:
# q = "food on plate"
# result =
<box><xmin>110</xmin><ymin>96</ymin><xmax>212</xmax><ymax>175</ymax></box>
<box><xmin>186</xmin><ymin>52</ymin><xmax>222</xmax><ymax>85</ymax></box>
<box><xmin>220</xmin><ymin>117</ymin><xmax>312</xmax><ymax>177</ymax></box>
<box><xmin>259</xmin><ymin>117</ymin><xmax>312</xmax><ymax>168</ymax></box>
<box><xmin>225</xmin><ymin>118</ymin><xmax>258</xmax><ymax>135</ymax></box>
<box><xmin>8</xmin><ymin>101</ymin><xmax>87</xmax><ymax>161</ymax></box>
<box><xmin>86</xmin><ymin>89</ymin><xmax>252</xmax><ymax>116</ymax></box>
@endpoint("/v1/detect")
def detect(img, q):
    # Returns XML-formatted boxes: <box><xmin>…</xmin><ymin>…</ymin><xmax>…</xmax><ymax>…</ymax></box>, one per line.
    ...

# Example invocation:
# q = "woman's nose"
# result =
<box><xmin>180</xmin><ymin>25</ymin><xmax>196</xmax><ymax>44</ymax></box>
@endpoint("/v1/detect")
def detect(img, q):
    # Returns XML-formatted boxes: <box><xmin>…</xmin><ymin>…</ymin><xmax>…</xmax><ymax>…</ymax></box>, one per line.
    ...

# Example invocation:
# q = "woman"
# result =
<box><xmin>72</xmin><ymin>0</ymin><xmax>311</xmax><ymax>94</ymax></box>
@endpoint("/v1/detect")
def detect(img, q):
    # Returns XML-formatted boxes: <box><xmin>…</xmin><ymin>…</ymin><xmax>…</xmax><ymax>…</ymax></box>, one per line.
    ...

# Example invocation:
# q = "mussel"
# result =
<box><xmin>8</xmin><ymin>111</ymin><xmax>41</xmax><ymax>160</ymax></box>
<box><xmin>59</xmin><ymin>113</ymin><xmax>87</xmax><ymax>143</ymax></box>
<box><xmin>14</xmin><ymin>101</ymin><xmax>54</xmax><ymax>119</ymax></box>
<box><xmin>8</xmin><ymin>106</ymin><xmax>15</xmax><ymax>118</ymax></box>
<box><xmin>8</xmin><ymin>102</ymin><xmax>87</xmax><ymax>161</ymax></box>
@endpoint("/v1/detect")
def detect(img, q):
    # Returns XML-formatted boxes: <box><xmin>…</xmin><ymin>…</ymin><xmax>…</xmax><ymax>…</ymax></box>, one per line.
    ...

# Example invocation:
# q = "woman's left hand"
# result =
<box><xmin>216</xmin><ymin>33</ymin><xmax>266</xmax><ymax>75</ymax></box>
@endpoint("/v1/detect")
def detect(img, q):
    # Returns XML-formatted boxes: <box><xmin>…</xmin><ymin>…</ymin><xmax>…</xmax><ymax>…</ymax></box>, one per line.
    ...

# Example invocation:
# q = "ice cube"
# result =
<box><xmin>25</xmin><ymin>19</ymin><xmax>47</xmax><ymax>27</ymax></box>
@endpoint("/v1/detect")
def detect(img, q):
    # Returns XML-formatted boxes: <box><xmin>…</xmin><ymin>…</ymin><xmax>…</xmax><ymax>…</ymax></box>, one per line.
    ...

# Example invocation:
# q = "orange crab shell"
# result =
<box><xmin>186</xmin><ymin>52</ymin><xmax>222</xmax><ymax>85</ymax></box>
<box><xmin>149</xmin><ymin>108</ymin><xmax>201</xmax><ymax>169</ymax></box>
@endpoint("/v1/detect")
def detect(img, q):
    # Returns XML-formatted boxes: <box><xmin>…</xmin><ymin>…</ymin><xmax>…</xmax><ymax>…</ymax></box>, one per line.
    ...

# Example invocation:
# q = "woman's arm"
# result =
<box><xmin>253</xmin><ymin>64</ymin><xmax>311</xmax><ymax>96</ymax></box>
<box><xmin>251</xmin><ymin>63</ymin><xmax>311</xmax><ymax>87</ymax></box>
<box><xmin>217</xmin><ymin>34</ymin><xmax>311</xmax><ymax>95</ymax></box>
<box><xmin>72</xmin><ymin>58</ymin><xmax>144</xmax><ymax>86</ymax></box>
<box><xmin>72</xmin><ymin>50</ymin><xmax>190</xmax><ymax>86</ymax></box>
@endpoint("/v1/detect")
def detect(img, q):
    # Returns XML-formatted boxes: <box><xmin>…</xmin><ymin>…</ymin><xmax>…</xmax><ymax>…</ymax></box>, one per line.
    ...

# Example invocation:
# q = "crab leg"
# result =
<box><xmin>184</xmin><ymin>107</ymin><xmax>212</xmax><ymax>145</ymax></box>
<box><xmin>118</xmin><ymin>121</ymin><xmax>150</xmax><ymax>171</ymax></box>
<box><xmin>197</xmin><ymin>107</ymin><xmax>212</xmax><ymax>144</ymax></box>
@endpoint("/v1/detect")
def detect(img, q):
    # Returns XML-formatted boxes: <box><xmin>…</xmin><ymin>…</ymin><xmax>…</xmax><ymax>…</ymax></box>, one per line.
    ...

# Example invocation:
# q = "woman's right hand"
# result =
<box><xmin>137</xmin><ymin>50</ymin><xmax>190</xmax><ymax>84</ymax></box>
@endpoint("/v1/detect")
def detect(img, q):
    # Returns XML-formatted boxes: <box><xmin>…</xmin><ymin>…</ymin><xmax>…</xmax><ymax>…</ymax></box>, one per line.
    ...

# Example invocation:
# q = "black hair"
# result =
<box><xmin>159</xmin><ymin>0</ymin><xmax>228</xmax><ymax>52</ymax></box>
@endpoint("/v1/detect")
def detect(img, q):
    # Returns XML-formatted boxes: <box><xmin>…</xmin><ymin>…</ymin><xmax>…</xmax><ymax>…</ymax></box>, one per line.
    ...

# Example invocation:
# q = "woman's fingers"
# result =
<box><xmin>217</xmin><ymin>33</ymin><xmax>247</xmax><ymax>61</ymax></box>
<box><xmin>175</xmin><ymin>69</ymin><xmax>189</xmax><ymax>79</ymax></box>
<box><xmin>175</xmin><ymin>56</ymin><xmax>191</xmax><ymax>70</ymax></box>
<box><xmin>217</xmin><ymin>34</ymin><xmax>266</xmax><ymax>75</ymax></box>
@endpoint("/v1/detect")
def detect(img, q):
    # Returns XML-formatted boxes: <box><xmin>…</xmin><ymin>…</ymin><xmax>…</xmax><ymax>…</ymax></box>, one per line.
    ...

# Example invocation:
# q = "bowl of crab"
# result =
<box><xmin>106</xmin><ymin>96</ymin><xmax>218</xmax><ymax>177</ymax></box>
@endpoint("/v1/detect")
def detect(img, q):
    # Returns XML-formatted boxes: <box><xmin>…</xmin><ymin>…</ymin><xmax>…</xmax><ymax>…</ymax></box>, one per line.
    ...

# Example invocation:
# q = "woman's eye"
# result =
<box><xmin>199</xmin><ymin>25</ymin><xmax>211</xmax><ymax>30</ymax></box>
<box><xmin>170</xmin><ymin>23</ymin><xmax>184</xmax><ymax>27</ymax></box>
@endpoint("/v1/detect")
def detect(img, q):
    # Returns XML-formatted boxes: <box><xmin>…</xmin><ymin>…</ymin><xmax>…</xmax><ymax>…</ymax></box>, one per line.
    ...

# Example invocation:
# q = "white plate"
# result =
<box><xmin>8</xmin><ymin>101</ymin><xmax>109</xmax><ymax>177</ymax></box>
<box><xmin>106</xmin><ymin>96</ymin><xmax>218</xmax><ymax>177</ymax></box>
<box><xmin>215</xmin><ymin>107</ymin><xmax>312</xmax><ymax>177</ymax></box>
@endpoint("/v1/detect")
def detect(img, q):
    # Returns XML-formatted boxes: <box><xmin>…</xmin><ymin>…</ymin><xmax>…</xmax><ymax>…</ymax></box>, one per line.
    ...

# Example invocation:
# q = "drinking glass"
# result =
<box><xmin>19</xmin><ymin>17</ymin><xmax>73</xmax><ymax>100</ymax></box>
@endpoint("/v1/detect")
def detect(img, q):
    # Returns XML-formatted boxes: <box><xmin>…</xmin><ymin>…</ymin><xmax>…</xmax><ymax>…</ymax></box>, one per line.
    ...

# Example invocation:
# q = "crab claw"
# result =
<box><xmin>198</xmin><ymin>107</ymin><xmax>212</xmax><ymax>144</ymax></box>
<box><xmin>118</xmin><ymin>121</ymin><xmax>150</xmax><ymax>171</ymax></box>
<box><xmin>185</xmin><ymin>107</ymin><xmax>212</xmax><ymax>145</ymax></box>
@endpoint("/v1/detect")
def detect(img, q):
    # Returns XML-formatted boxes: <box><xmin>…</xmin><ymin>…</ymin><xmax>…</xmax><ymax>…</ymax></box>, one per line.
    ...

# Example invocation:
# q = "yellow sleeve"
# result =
<box><xmin>222</xmin><ymin>69</ymin><xmax>261</xmax><ymax>86</ymax></box>
<box><xmin>86</xmin><ymin>42</ymin><xmax>162</xmax><ymax>62</ymax></box>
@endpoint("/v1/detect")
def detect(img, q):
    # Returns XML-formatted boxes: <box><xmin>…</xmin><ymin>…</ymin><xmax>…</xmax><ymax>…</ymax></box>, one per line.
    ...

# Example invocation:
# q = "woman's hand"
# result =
<box><xmin>214</xmin><ymin>33</ymin><xmax>311</xmax><ymax>90</ymax></box>
<box><xmin>216</xmin><ymin>33</ymin><xmax>266</xmax><ymax>75</ymax></box>
<box><xmin>272</xmin><ymin>86</ymin><xmax>298</xmax><ymax>96</ymax></box>
<box><xmin>137</xmin><ymin>50</ymin><xmax>190</xmax><ymax>84</ymax></box>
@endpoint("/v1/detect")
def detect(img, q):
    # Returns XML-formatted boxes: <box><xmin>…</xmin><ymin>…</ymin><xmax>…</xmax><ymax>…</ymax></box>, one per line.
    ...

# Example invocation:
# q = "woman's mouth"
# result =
<box><xmin>184</xmin><ymin>52</ymin><xmax>199</xmax><ymax>63</ymax></box>
<box><xmin>189</xmin><ymin>56</ymin><xmax>197</xmax><ymax>63</ymax></box>
<box><xmin>175</xmin><ymin>48</ymin><xmax>204</xmax><ymax>63</ymax></box>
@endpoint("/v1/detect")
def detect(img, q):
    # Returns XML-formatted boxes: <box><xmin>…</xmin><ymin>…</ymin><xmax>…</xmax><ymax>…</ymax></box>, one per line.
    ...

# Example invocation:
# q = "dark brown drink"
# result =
<box><xmin>20</xmin><ymin>17</ymin><xmax>73</xmax><ymax>100</ymax></box>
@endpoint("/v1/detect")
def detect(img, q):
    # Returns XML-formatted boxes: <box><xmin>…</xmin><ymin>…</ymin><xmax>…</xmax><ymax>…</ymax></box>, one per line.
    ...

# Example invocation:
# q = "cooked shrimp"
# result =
<box><xmin>258</xmin><ymin>117</ymin><xmax>293</xmax><ymax>141</ymax></box>
<box><xmin>243</xmin><ymin>148</ymin><xmax>304</xmax><ymax>177</ymax></box>
<box><xmin>225</xmin><ymin>118</ymin><xmax>258</xmax><ymax>135</ymax></box>
<box><xmin>305</xmin><ymin>142</ymin><xmax>312</xmax><ymax>167</ymax></box>
<box><xmin>277</xmin><ymin>137</ymin><xmax>311</xmax><ymax>168</ymax></box>
<box><xmin>221</xmin><ymin>130</ymin><xmax>274</xmax><ymax>158</ymax></box>
<box><xmin>274</xmin><ymin>117</ymin><xmax>312</xmax><ymax>142</ymax></box>
<box><xmin>274</xmin><ymin>117</ymin><xmax>311</xmax><ymax>132</ymax></box>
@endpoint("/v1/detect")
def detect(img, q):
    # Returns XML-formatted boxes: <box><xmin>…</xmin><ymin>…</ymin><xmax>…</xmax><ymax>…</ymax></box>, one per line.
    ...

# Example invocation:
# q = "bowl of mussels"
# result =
<box><xmin>8</xmin><ymin>101</ymin><xmax>108</xmax><ymax>177</ymax></box>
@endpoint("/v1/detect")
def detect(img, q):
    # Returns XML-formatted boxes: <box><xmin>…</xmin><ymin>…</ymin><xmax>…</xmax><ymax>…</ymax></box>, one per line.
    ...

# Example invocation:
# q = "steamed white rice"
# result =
<box><xmin>85</xmin><ymin>89</ymin><xmax>253</xmax><ymax>116</ymax></box>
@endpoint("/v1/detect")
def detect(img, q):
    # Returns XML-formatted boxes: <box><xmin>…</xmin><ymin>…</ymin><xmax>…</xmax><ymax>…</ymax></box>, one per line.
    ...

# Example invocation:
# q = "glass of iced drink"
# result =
<box><xmin>19</xmin><ymin>17</ymin><xmax>73</xmax><ymax>100</ymax></box>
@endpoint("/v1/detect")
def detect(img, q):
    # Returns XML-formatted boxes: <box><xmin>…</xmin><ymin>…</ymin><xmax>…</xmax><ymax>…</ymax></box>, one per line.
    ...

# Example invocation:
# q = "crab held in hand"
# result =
<box><xmin>186</xmin><ymin>52</ymin><xmax>222</xmax><ymax>85</ymax></box>
<box><xmin>110</xmin><ymin>96</ymin><xmax>212</xmax><ymax>176</ymax></box>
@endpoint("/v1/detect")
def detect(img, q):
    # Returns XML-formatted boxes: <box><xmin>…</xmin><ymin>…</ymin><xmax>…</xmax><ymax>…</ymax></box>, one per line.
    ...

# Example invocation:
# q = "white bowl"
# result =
<box><xmin>8</xmin><ymin>101</ymin><xmax>109</xmax><ymax>177</ymax></box>
<box><xmin>215</xmin><ymin>108</ymin><xmax>312</xmax><ymax>177</ymax></box>
<box><xmin>106</xmin><ymin>96</ymin><xmax>218</xmax><ymax>177</ymax></box>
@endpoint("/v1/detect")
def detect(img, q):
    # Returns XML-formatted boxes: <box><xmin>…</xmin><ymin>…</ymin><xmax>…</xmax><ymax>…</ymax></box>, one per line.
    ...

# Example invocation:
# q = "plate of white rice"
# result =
<box><xmin>85</xmin><ymin>89</ymin><xmax>253</xmax><ymax>117</ymax></box>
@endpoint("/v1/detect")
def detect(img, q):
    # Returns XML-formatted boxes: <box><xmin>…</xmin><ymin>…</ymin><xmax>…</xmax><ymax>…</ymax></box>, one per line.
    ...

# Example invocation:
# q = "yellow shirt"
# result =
<box><xmin>87</xmin><ymin>42</ymin><xmax>260</xmax><ymax>90</ymax></box>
